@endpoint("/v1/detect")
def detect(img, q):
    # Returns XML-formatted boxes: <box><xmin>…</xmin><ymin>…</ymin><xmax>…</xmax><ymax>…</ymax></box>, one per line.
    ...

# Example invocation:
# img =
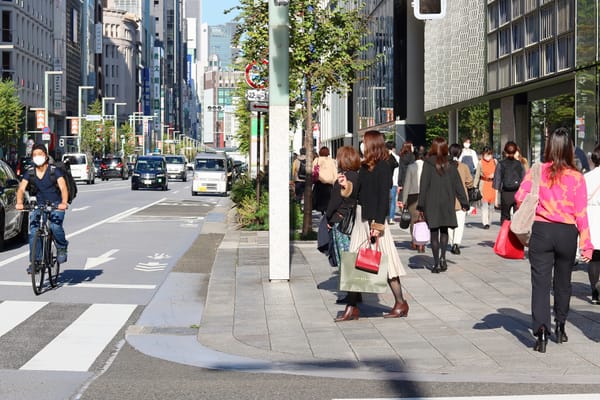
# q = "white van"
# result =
<box><xmin>191</xmin><ymin>152</ymin><xmax>230</xmax><ymax>196</ymax></box>
<box><xmin>62</xmin><ymin>153</ymin><xmax>95</xmax><ymax>184</ymax></box>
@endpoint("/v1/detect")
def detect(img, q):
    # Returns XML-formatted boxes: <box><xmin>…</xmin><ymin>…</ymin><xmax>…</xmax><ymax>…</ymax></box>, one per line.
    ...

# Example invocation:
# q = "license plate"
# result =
<box><xmin>199</xmin><ymin>186</ymin><xmax>207</xmax><ymax>192</ymax></box>
<box><xmin>143</xmin><ymin>179</ymin><xmax>152</xmax><ymax>184</ymax></box>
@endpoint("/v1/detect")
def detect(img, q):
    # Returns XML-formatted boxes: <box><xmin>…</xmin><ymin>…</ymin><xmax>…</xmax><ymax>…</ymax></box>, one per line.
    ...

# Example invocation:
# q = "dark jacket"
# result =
<box><xmin>418</xmin><ymin>156</ymin><xmax>469</xmax><ymax>229</ymax></box>
<box><xmin>326</xmin><ymin>170</ymin><xmax>359</xmax><ymax>225</ymax></box>
<box><xmin>398</xmin><ymin>152</ymin><xmax>415</xmax><ymax>187</ymax></box>
<box><xmin>358</xmin><ymin>160</ymin><xmax>392</xmax><ymax>226</ymax></box>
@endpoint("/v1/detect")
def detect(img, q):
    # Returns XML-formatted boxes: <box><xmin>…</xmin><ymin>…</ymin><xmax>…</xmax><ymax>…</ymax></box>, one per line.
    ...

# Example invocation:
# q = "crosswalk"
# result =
<box><xmin>0</xmin><ymin>300</ymin><xmax>136</xmax><ymax>372</ymax></box>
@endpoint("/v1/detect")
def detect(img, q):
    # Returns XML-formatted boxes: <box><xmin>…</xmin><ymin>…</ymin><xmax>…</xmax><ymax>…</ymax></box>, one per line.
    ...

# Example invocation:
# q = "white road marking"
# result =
<box><xmin>84</xmin><ymin>249</ymin><xmax>120</xmax><ymax>270</ymax></box>
<box><xmin>0</xmin><ymin>301</ymin><xmax>47</xmax><ymax>338</ymax></box>
<box><xmin>0</xmin><ymin>281</ymin><xmax>156</xmax><ymax>289</ymax></box>
<box><xmin>0</xmin><ymin>198</ymin><xmax>166</xmax><ymax>268</ymax></box>
<box><xmin>71</xmin><ymin>206</ymin><xmax>90</xmax><ymax>212</ymax></box>
<box><xmin>134</xmin><ymin>262</ymin><xmax>167</xmax><ymax>272</ymax></box>
<box><xmin>20</xmin><ymin>303</ymin><xmax>136</xmax><ymax>371</ymax></box>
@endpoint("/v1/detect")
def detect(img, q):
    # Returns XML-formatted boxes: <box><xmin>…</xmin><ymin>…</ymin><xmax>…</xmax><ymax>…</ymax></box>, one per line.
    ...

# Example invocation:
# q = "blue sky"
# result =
<box><xmin>202</xmin><ymin>0</ymin><xmax>240</xmax><ymax>25</ymax></box>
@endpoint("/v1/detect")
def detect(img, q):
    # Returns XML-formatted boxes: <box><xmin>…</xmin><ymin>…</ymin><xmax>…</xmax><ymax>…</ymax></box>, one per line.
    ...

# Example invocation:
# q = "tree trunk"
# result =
<box><xmin>302</xmin><ymin>84</ymin><xmax>314</xmax><ymax>236</ymax></box>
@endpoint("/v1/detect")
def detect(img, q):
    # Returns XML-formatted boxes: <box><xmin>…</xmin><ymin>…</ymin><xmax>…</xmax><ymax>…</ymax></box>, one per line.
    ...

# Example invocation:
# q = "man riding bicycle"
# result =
<box><xmin>16</xmin><ymin>144</ymin><xmax>69</xmax><ymax>269</ymax></box>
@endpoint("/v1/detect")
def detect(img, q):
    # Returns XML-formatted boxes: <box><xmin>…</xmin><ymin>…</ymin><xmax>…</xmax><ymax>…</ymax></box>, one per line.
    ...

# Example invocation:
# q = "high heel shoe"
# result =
<box><xmin>555</xmin><ymin>322</ymin><xmax>568</xmax><ymax>343</ymax></box>
<box><xmin>334</xmin><ymin>305</ymin><xmax>359</xmax><ymax>322</ymax></box>
<box><xmin>439</xmin><ymin>258</ymin><xmax>448</xmax><ymax>272</ymax></box>
<box><xmin>431</xmin><ymin>263</ymin><xmax>441</xmax><ymax>273</ymax></box>
<box><xmin>383</xmin><ymin>301</ymin><xmax>409</xmax><ymax>318</ymax></box>
<box><xmin>533</xmin><ymin>326</ymin><xmax>548</xmax><ymax>353</ymax></box>
<box><xmin>418</xmin><ymin>245</ymin><xmax>425</xmax><ymax>253</ymax></box>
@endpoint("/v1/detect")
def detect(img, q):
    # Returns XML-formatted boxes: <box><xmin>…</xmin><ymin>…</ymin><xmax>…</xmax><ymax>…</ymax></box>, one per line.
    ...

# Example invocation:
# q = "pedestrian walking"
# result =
<box><xmin>448</xmin><ymin>143</ymin><xmax>473</xmax><ymax>255</ymax></box>
<box><xmin>397</xmin><ymin>141</ymin><xmax>415</xmax><ymax>203</ymax></box>
<box><xmin>336</xmin><ymin>130</ymin><xmax>409</xmax><ymax>321</ymax></box>
<box><xmin>584</xmin><ymin>144</ymin><xmax>600</xmax><ymax>304</ymax></box>
<box><xmin>458</xmin><ymin>137</ymin><xmax>478</xmax><ymax>176</ymax></box>
<box><xmin>325</xmin><ymin>146</ymin><xmax>361</xmax><ymax>304</ymax></box>
<box><xmin>386</xmin><ymin>141</ymin><xmax>400</xmax><ymax>225</ymax></box>
<box><xmin>493</xmin><ymin>141</ymin><xmax>525</xmax><ymax>222</ymax></box>
<box><xmin>399</xmin><ymin>149</ymin><xmax>425</xmax><ymax>252</ymax></box>
<box><xmin>312</xmin><ymin>146</ymin><xmax>337</xmax><ymax>213</ymax></box>
<box><xmin>473</xmin><ymin>146</ymin><xmax>497</xmax><ymax>229</ymax></box>
<box><xmin>515</xmin><ymin>127</ymin><xmax>593</xmax><ymax>353</ymax></box>
<box><xmin>418</xmin><ymin>137</ymin><xmax>469</xmax><ymax>273</ymax></box>
<box><xmin>292</xmin><ymin>148</ymin><xmax>307</xmax><ymax>204</ymax></box>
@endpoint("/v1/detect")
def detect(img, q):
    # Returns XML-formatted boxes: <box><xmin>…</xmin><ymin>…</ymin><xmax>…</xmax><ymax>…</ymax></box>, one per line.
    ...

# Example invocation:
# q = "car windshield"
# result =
<box><xmin>64</xmin><ymin>155</ymin><xmax>86</xmax><ymax>165</ymax></box>
<box><xmin>136</xmin><ymin>160</ymin><xmax>163</xmax><ymax>172</ymax></box>
<box><xmin>102</xmin><ymin>158</ymin><xmax>122</xmax><ymax>166</ymax></box>
<box><xmin>165</xmin><ymin>156</ymin><xmax>184</xmax><ymax>164</ymax></box>
<box><xmin>195</xmin><ymin>159</ymin><xmax>225</xmax><ymax>171</ymax></box>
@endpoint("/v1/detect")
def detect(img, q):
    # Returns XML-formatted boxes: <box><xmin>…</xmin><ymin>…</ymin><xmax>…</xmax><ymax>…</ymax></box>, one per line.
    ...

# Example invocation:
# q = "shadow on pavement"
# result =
<box><xmin>473</xmin><ymin>307</ymin><xmax>534</xmax><ymax>348</ymax></box>
<box><xmin>57</xmin><ymin>269</ymin><xmax>103</xmax><ymax>286</ymax></box>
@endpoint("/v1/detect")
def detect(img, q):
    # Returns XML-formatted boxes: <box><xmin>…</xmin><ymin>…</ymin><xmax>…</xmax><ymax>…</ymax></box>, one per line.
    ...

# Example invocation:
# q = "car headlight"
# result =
<box><xmin>133</xmin><ymin>173</ymin><xmax>140</xmax><ymax>177</ymax></box>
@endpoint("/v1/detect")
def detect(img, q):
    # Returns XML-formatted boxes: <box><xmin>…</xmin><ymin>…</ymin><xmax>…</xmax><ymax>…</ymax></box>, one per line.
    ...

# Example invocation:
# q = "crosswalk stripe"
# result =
<box><xmin>0</xmin><ymin>301</ymin><xmax>47</xmax><ymax>338</ymax></box>
<box><xmin>20</xmin><ymin>303</ymin><xmax>136</xmax><ymax>372</ymax></box>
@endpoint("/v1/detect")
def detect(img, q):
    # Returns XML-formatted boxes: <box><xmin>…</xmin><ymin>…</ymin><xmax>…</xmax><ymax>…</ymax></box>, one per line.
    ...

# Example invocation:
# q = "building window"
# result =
<box><xmin>512</xmin><ymin>0</ymin><xmax>523</xmax><ymax>17</ymax></box>
<box><xmin>540</xmin><ymin>5</ymin><xmax>554</xmax><ymax>41</ymax></box>
<box><xmin>499</xmin><ymin>28</ymin><xmax>511</xmax><ymax>56</ymax></box>
<box><xmin>499</xmin><ymin>0</ymin><xmax>511</xmax><ymax>25</ymax></box>
<box><xmin>488</xmin><ymin>33</ymin><xmax>498</xmax><ymax>62</ymax></box>
<box><xmin>499</xmin><ymin>57</ymin><xmax>511</xmax><ymax>88</ymax></box>
<box><xmin>557</xmin><ymin>0</ymin><xmax>573</xmax><ymax>34</ymax></box>
<box><xmin>557</xmin><ymin>33</ymin><xmax>573</xmax><ymax>70</ymax></box>
<box><xmin>513</xmin><ymin>52</ymin><xmax>525</xmax><ymax>83</ymax></box>
<box><xmin>512</xmin><ymin>20</ymin><xmax>524</xmax><ymax>50</ymax></box>
<box><xmin>488</xmin><ymin>2</ymin><xmax>498</xmax><ymax>31</ymax></box>
<box><xmin>526</xmin><ymin>47</ymin><xmax>539</xmax><ymax>79</ymax></box>
<box><xmin>542</xmin><ymin>42</ymin><xmax>555</xmax><ymax>74</ymax></box>
<box><xmin>525</xmin><ymin>0</ymin><xmax>538</xmax><ymax>13</ymax></box>
<box><xmin>525</xmin><ymin>13</ymin><xmax>539</xmax><ymax>45</ymax></box>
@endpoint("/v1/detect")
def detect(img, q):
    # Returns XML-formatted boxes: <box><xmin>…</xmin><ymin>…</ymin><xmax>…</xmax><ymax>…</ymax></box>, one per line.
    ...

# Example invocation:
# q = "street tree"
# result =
<box><xmin>231</xmin><ymin>0</ymin><xmax>372</xmax><ymax>236</ymax></box>
<box><xmin>0</xmin><ymin>79</ymin><xmax>23</xmax><ymax>150</ymax></box>
<box><xmin>80</xmin><ymin>99</ymin><xmax>105</xmax><ymax>157</ymax></box>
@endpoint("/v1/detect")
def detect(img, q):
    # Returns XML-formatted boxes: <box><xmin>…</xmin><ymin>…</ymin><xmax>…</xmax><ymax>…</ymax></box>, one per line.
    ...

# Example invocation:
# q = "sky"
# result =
<box><xmin>202</xmin><ymin>0</ymin><xmax>240</xmax><ymax>25</ymax></box>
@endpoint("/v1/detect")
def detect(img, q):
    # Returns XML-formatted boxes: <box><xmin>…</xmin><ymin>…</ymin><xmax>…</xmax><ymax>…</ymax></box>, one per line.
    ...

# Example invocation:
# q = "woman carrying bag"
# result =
<box><xmin>399</xmin><ymin>150</ymin><xmax>425</xmax><ymax>252</ymax></box>
<box><xmin>473</xmin><ymin>147</ymin><xmax>497</xmax><ymax>229</ymax></box>
<box><xmin>335</xmin><ymin>130</ymin><xmax>409</xmax><ymax>321</ymax></box>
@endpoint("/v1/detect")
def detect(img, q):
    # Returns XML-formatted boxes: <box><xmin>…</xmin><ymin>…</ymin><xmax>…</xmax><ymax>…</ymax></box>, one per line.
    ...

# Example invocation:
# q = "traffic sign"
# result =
<box><xmin>42</xmin><ymin>133</ymin><xmax>51</xmax><ymax>141</ymax></box>
<box><xmin>246</xmin><ymin>89</ymin><xmax>269</xmax><ymax>102</ymax></box>
<box><xmin>245</xmin><ymin>59</ymin><xmax>268</xmax><ymax>89</ymax></box>
<box><xmin>86</xmin><ymin>114</ymin><xmax>102</xmax><ymax>121</ymax></box>
<box><xmin>249</xmin><ymin>102</ymin><xmax>269</xmax><ymax>113</ymax></box>
<box><xmin>42</xmin><ymin>126</ymin><xmax>50</xmax><ymax>134</ymax></box>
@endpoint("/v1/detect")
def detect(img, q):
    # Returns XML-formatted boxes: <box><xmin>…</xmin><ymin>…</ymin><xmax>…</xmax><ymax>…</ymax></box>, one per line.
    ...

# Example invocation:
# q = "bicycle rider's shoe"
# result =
<box><xmin>26</xmin><ymin>264</ymin><xmax>32</xmax><ymax>274</ymax></box>
<box><xmin>57</xmin><ymin>248</ymin><xmax>67</xmax><ymax>264</ymax></box>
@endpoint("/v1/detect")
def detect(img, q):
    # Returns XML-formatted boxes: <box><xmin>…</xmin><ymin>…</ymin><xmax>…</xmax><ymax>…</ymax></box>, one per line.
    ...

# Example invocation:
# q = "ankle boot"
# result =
<box><xmin>334</xmin><ymin>305</ymin><xmax>359</xmax><ymax>322</ymax></box>
<box><xmin>383</xmin><ymin>301</ymin><xmax>409</xmax><ymax>318</ymax></box>
<box><xmin>555</xmin><ymin>322</ymin><xmax>568</xmax><ymax>343</ymax></box>
<box><xmin>431</xmin><ymin>263</ymin><xmax>441</xmax><ymax>273</ymax></box>
<box><xmin>533</xmin><ymin>326</ymin><xmax>548</xmax><ymax>353</ymax></box>
<box><xmin>450</xmin><ymin>244</ymin><xmax>460</xmax><ymax>255</ymax></box>
<box><xmin>439</xmin><ymin>258</ymin><xmax>448</xmax><ymax>272</ymax></box>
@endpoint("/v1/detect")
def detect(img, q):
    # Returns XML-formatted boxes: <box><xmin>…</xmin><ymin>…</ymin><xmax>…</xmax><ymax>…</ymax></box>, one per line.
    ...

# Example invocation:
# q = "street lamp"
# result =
<box><xmin>78</xmin><ymin>85</ymin><xmax>94</xmax><ymax>152</ymax></box>
<box><xmin>44</xmin><ymin>70</ymin><xmax>63</xmax><ymax>136</ymax></box>
<box><xmin>101</xmin><ymin>96</ymin><xmax>115</xmax><ymax>122</ymax></box>
<box><xmin>113</xmin><ymin>102</ymin><xmax>127</xmax><ymax>154</ymax></box>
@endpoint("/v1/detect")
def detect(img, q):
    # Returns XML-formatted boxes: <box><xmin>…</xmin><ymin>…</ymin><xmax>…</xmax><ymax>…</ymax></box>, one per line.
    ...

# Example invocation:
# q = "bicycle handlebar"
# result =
<box><xmin>20</xmin><ymin>201</ymin><xmax>60</xmax><ymax>212</ymax></box>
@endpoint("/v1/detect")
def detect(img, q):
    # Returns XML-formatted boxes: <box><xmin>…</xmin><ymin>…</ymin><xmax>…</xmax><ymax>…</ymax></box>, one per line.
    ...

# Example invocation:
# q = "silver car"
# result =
<box><xmin>164</xmin><ymin>155</ymin><xmax>187</xmax><ymax>181</ymax></box>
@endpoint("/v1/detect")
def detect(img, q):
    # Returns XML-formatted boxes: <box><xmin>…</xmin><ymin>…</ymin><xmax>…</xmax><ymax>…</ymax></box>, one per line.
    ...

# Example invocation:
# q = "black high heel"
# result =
<box><xmin>555</xmin><ymin>322</ymin><xmax>568</xmax><ymax>344</ymax></box>
<box><xmin>431</xmin><ymin>263</ymin><xmax>441</xmax><ymax>273</ymax></box>
<box><xmin>533</xmin><ymin>326</ymin><xmax>548</xmax><ymax>353</ymax></box>
<box><xmin>439</xmin><ymin>258</ymin><xmax>448</xmax><ymax>272</ymax></box>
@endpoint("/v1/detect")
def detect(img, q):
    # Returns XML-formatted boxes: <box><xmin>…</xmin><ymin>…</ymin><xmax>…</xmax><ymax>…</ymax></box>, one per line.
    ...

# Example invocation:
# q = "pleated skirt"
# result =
<box><xmin>349</xmin><ymin>205</ymin><xmax>407</xmax><ymax>279</ymax></box>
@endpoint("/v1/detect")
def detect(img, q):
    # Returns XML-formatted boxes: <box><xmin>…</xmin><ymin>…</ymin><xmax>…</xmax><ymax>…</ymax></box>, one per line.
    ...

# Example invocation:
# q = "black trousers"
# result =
<box><xmin>529</xmin><ymin>221</ymin><xmax>578</xmax><ymax>333</ymax></box>
<box><xmin>500</xmin><ymin>190</ymin><xmax>517</xmax><ymax>222</ymax></box>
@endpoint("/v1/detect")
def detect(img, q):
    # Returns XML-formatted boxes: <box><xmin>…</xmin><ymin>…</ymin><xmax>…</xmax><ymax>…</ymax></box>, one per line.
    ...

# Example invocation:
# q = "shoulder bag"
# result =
<box><xmin>510</xmin><ymin>163</ymin><xmax>541</xmax><ymax>246</ymax></box>
<box><xmin>399</xmin><ymin>206</ymin><xmax>411</xmax><ymax>229</ymax></box>
<box><xmin>337</xmin><ymin>203</ymin><xmax>356</xmax><ymax>236</ymax></box>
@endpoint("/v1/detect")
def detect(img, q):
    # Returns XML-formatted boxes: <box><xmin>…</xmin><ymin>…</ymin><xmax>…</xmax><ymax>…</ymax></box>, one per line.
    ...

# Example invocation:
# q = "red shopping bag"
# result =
<box><xmin>493</xmin><ymin>220</ymin><xmax>525</xmax><ymax>259</ymax></box>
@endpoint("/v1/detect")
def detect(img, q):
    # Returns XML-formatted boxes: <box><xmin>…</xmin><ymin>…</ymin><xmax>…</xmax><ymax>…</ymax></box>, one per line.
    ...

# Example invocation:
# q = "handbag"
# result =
<box><xmin>339</xmin><ymin>251</ymin><xmax>388</xmax><ymax>293</ymax></box>
<box><xmin>510</xmin><ymin>163</ymin><xmax>541</xmax><ymax>246</ymax></box>
<box><xmin>412</xmin><ymin>213</ymin><xmax>430</xmax><ymax>245</ymax></box>
<box><xmin>495</xmin><ymin>220</ymin><xmax>525</xmax><ymax>259</ymax></box>
<box><xmin>468</xmin><ymin>186</ymin><xmax>482</xmax><ymax>203</ymax></box>
<box><xmin>355</xmin><ymin>238</ymin><xmax>382</xmax><ymax>273</ymax></box>
<box><xmin>399</xmin><ymin>206</ymin><xmax>411</xmax><ymax>229</ymax></box>
<box><xmin>337</xmin><ymin>204</ymin><xmax>356</xmax><ymax>236</ymax></box>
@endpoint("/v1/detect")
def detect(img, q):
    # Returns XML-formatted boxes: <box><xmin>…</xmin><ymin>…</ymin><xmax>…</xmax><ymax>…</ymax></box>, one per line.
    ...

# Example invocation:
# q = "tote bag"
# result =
<box><xmin>413</xmin><ymin>213</ymin><xmax>430</xmax><ymax>245</ymax></box>
<box><xmin>510</xmin><ymin>163</ymin><xmax>541</xmax><ymax>246</ymax></box>
<box><xmin>339</xmin><ymin>251</ymin><xmax>388</xmax><ymax>293</ymax></box>
<box><xmin>494</xmin><ymin>220</ymin><xmax>525</xmax><ymax>259</ymax></box>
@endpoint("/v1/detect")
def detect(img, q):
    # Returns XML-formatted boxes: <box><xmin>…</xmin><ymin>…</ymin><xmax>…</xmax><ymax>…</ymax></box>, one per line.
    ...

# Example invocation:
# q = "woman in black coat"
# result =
<box><xmin>418</xmin><ymin>137</ymin><xmax>469</xmax><ymax>273</ymax></box>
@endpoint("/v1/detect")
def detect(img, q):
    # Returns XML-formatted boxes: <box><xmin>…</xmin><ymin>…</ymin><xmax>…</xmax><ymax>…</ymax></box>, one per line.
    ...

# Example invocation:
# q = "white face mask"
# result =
<box><xmin>463</xmin><ymin>142</ymin><xmax>471</xmax><ymax>149</ymax></box>
<box><xmin>33</xmin><ymin>155</ymin><xmax>46</xmax><ymax>167</ymax></box>
<box><xmin>484</xmin><ymin>155</ymin><xmax>492</xmax><ymax>161</ymax></box>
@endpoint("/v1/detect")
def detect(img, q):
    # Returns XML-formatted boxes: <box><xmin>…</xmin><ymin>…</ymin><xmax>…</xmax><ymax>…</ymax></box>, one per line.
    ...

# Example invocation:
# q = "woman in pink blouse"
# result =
<box><xmin>515</xmin><ymin>127</ymin><xmax>593</xmax><ymax>353</ymax></box>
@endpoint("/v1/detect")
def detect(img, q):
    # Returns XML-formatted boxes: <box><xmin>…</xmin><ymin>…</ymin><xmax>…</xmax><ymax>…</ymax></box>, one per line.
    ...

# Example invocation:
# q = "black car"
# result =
<box><xmin>0</xmin><ymin>160</ymin><xmax>28</xmax><ymax>250</ymax></box>
<box><xmin>15</xmin><ymin>156</ymin><xmax>33</xmax><ymax>179</ymax></box>
<box><xmin>131</xmin><ymin>156</ymin><xmax>168</xmax><ymax>191</ymax></box>
<box><xmin>100</xmin><ymin>157</ymin><xmax>128</xmax><ymax>180</ymax></box>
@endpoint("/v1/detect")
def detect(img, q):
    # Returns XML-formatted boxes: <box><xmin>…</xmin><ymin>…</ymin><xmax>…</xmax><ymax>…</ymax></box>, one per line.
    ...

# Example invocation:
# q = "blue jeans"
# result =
<box><xmin>29</xmin><ymin>209</ymin><xmax>68</xmax><ymax>261</ymax></box>
<box><xmin>389</xmin><ymin>186</ymin><xmax>398</xmax><ymax>221</ymax></box>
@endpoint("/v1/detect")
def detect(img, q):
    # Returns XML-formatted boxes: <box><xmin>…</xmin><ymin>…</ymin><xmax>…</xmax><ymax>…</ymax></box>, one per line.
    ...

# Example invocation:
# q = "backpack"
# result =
<box><xmin>297</xmin><ymin>159</ymin><xmax>307</xmax><ymax>180</ymax></box>
<box><xmin>500</xmin><ymin>158</ymin><xmax>523</xmax><ymax>191</ymax></box>
<box><xmin>27</xmin><ymin>161</ymin><xmax>78</xmax><ymax>204</ymax></box>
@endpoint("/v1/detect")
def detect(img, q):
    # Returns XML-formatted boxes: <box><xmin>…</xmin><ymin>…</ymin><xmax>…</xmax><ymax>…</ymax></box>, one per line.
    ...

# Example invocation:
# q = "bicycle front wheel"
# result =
<box><xmin>30</xmin><ymin>230</ymin><xmax>46</xmax><ymax>295</ymax></box>
<box><xmin>47</xmin><ymin>233</ymin><xmax>60</xmax><ymax>287</ymax></box>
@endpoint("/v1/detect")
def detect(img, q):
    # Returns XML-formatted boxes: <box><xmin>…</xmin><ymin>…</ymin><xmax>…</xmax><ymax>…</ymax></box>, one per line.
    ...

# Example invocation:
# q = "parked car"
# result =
<box><xmin>15</xmin><ymin>156</ymin><xmax>33</xmax><ymax>179</ymax></box>
<box><xmin>191</xmin><ymin>152</ymin><xmax>230</xmax><ymax>196</ymax></box>
<box><xmin>100</xmin><ymin>157</ymin><xmax>128</xmax><ymax>180</ymax></box>
<box><xmin>131</xmin><ymin>156</ymin><xmax>168</xmax><ymax>191</ymax></box>
<box><xmin>164</xmin><ymin>155</ymin><xmax>187</xmax><ymax>181</ymax></box>
<box><xmin>62</xmin><ymin>153</ymin><xmax>95</xmax><ymax>184</ymax></box>
<box><xmin>0</xmin><ymin>160</ymin><xmax>28</xmax><ymax>250</ymax></box>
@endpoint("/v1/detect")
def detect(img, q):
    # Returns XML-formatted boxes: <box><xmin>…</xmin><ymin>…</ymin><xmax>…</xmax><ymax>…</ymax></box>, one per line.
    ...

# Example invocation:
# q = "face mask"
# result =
<box><xmin>484</xmin><ymin>155</ymin><xmax>492</xmax><ymax>161</ymax></box>
<box><xmin>33</xmin><ymin>155</ymin><xmax>46</xmax><ymax>167</ymax></box>
<box><xmin>463</xmin><ymin>143</ymin><xmax>471</xmax><ymax>149</ymax></box>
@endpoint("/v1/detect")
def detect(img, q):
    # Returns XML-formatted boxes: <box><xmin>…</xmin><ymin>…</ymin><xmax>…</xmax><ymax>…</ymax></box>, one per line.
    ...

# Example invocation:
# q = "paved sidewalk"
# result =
<box><xmin>195</xmin><ymin>208</ymin><xmax>600</xmax><ymax>384</ymax></box>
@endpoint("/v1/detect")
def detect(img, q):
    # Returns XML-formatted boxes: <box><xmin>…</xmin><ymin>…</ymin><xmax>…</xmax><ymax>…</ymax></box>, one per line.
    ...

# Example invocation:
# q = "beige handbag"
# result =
<box><xmin>510</xmin><ymin>163</ymin><xmax>541</xmax><ymax>246</ymax></box>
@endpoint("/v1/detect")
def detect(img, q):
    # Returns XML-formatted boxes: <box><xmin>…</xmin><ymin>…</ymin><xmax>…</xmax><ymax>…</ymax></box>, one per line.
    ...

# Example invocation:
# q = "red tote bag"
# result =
<box><xmin>494</xmin><ymin>220</ymin><xmax>525</xmax><ymax>259</ymax></box>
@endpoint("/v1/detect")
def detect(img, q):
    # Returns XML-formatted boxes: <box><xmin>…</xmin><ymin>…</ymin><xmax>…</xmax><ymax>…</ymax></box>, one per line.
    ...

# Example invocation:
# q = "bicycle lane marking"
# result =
<box><xmin>0</xmin><ymin>198</ymin><xmax>166</xmax><ymax>269</ymax></box>
<box><xmin>20</xmin><ymin>303</ymin><xmax>137</xmax><ymax>371</ymax></box>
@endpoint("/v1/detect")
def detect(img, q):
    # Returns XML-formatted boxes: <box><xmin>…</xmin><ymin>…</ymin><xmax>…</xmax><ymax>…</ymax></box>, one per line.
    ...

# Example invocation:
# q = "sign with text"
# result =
<box><xmin>36</xmin><ymin>110</ymin><xmax>45</xmax><ymax>129</ymax></box>
<box><xmin>71</xmin><ymin>118</ymin><xmax>79</xmax><ymax>135</ymax></box>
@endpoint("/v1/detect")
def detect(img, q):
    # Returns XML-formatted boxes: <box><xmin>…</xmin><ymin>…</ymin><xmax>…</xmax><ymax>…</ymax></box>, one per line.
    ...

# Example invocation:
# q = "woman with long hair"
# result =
<box><xmin>336</xmin><ymin>130</ymin><xmax>409</xmax><ymax>321</ymax></box>
<box><xmin>515</xmin><ymin>127</ymin><xmax>593</xmax><ymax>353</ymax></box>
<box><xmin>473</xmin><ymin>146</ymin><xmax>497</xmax><ymax>229</ymax></box>
<box><xmin>418</xmin><ymin>137</ymin><xmax>469</xmax><ymax>273</ymax></box>
<box><xmin>494</xmin><ymin>141</ymin><xmax>525</xmax><ymax>222</ymax></box>
<box><xmin>397</xmin><ymin>141</ymin><xmax>415</xmax><ymax>201</ymax></box>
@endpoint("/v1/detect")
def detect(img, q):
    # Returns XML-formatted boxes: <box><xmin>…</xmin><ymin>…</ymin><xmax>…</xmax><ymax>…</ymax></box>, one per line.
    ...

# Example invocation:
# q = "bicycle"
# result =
<box><xmin>23</xmin><ymin>201</ymin><xmax>61</xmax><ymax>295</ymax></box>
